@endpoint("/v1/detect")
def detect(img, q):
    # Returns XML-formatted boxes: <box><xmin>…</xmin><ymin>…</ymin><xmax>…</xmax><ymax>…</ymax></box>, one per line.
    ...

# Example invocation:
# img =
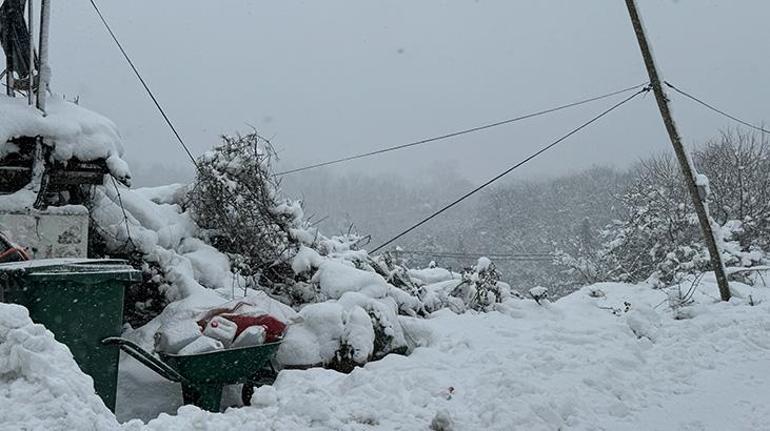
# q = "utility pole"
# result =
<box><xmin>624</xmin><ymin>0</ymin><xmax>731</xmax><ymax>301</ymax></box>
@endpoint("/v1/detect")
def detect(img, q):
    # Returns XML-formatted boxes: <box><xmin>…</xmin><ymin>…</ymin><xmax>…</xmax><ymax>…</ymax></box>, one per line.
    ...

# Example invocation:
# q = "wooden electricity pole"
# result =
<box><xmin>625</xmin><ymin>0</ymin><xmax>731</xmax><ymax>301</ymax></box>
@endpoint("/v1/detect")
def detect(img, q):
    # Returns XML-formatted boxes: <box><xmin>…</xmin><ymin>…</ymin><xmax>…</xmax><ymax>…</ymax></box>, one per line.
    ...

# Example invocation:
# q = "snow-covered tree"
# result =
<box><xmin>560</xmin><ymin>129</ymin><xmax>769</xmax><ymax>286</ymax></box>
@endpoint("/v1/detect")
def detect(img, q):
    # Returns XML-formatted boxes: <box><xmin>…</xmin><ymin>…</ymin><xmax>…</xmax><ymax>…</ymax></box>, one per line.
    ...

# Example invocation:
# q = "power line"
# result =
<box><xmin>277</xmin><ymin>82</ymin><xmax>648</xmax><ymax>175</ymax></box>
<box><xmin>88</xmin><ymin>0</ymin><xmax>268</xmax><ymax>255</ymax></box>
<box><xmin>370</xmin><ymin>86</ymin><xmax>650</xmax><ymax>254</ymax></box>
<box><xmin>397</xmin><ymin>250</ymin><xmax>551</xmax><ymax>257</ymax></box>
<box><xmin>665</xmin><ymin>81</ymin><xmax>770</xmax><ymax>134</ymax></box>
<box><xmin>396</xmin><ymin>250</ymin><xmax>554</xmax><ymax>262</ymax></box>
<box><xmin>108</xmin><ymin>174</ymin><xmax>136</xmax><ymax>252</ymax></box>
<box><xmin>88</xmin><ymin>0</ymin><xmax>200</xmax><ymax>168</ymax></box>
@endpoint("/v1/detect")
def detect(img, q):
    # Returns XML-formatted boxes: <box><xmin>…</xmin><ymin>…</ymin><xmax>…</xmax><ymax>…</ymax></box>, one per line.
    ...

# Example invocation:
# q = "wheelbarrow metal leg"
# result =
<box><xmin>181</xmin><ymin>382</ymin><xmax>224</xmax><ymax>412</ymax></box>
<box><xmin>241</xmin><ymin>364</ymin><xmax>279</xmax><ymax>406</ymax></box>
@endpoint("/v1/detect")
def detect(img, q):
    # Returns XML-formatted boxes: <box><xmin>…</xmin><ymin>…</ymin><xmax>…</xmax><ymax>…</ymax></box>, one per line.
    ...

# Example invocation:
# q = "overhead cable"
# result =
<box><xmin>370</xmin><ymin>86</ymin><xmax>651</xmax><ymax>253</ymax></box>
<box><xmin>278</xmin><ymin>82</ymin><xmax>649</xmax><ymax>175</ymax></box>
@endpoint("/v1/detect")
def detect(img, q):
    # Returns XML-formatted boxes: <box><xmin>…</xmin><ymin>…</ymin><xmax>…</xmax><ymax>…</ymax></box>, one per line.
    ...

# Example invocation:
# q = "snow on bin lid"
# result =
<box><xmin>0</xmin><ymin>95</ymin><xmax>131</xmax><ymax>183</ymax></box>
<box><xmin>0</xmin><ymin>258</ymin><xmax>138</xmax><ymax>277</ymax></box>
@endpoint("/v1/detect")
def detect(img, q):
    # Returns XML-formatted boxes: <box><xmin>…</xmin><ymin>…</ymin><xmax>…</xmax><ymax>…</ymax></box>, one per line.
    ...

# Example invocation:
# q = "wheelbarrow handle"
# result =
<box><xmin>102</xmin><ymin>336</ymin><xmax>188</xmax><ymax>384</ymax></box>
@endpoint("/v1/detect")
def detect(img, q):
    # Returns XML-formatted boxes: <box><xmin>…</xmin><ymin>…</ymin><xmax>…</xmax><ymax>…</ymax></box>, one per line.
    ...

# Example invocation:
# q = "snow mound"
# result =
<box><xmin>312</xmin><ymin>260</ymin><xmax>390</xmax><ymax>300</ymax></box>
<box><xmin>119</xmin><ymin>280</ymin><xmax>770</xmax><ymax>429</ymax></box>
<box><xmin>408</xmin><ymin>267</ymin><xmax>459</xmax><ymax>285</ymax></box>
<box><xmin>0</xmin><ymin>95</ymin><xmax>130</xmax><ymax>182</ymax></box>
<box><xmin>0</xmin><ymin>303</ymin><xmax>119</xmax><ymax>430</ymax></box>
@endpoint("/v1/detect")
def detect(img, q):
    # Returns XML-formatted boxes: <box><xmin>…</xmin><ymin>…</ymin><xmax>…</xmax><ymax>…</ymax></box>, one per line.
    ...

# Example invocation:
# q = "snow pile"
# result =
<box><xmin>92</xmin><ymin>181</ymin><xmax>510</xmax><ymax>369</ymax></box>
<box><xmin>0</xmin><ymin>94</ymin><xmax>130</xmax><ymax>182</ymax></box>
<box><xmin>313</xmin><ymin>260</ymin><xmax>389</xmax><ymax>299</ymax></box>
<box><xmin>90</xmin><ymin>183</ymin><xmax>220</xmax><ymax>302</ymax></box>
<box><xmin>0</xmin><ymin>303</ymin><xmax>120</xmax><ymax>430</ymax></box>
<box><xmin>408</xmin><ymin>266</ymin><xmax>459</xmax><ymax>285</ymax></box>
<box><xmin>130</xmin><ymin>278</ymin><xmax>770</xmax><ymax>430</ymax></box>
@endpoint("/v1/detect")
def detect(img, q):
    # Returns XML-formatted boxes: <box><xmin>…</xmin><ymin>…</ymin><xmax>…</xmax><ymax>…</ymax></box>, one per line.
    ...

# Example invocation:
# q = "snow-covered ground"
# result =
<box><xmin>123</xmin><ymin>280</ymin><xmax>770</xmax><ymax>430</ymax></box>
<box><xmin>6</xmin><ymin>277</ymin><xmax>767</xmax><ymax>430</ymax></box>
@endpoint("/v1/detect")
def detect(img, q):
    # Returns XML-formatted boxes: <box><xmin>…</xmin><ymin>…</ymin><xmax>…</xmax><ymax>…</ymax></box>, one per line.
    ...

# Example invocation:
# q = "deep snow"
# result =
<box><xmin>112</xmin><ymin>279</ymin><xmax>770</xmax><ymax>430</ymax></box>
<box><xmin>3</xmin><ymin>266</ymin><xmax>770</xmax><ymax>430</ymax></box>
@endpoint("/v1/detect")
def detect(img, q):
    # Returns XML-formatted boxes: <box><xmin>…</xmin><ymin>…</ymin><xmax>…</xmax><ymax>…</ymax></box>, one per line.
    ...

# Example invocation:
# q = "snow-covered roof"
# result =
<box><xmin>0</xmin><ymin>94</ymin><xmax>131</xmax><ymax>182</ymax></box>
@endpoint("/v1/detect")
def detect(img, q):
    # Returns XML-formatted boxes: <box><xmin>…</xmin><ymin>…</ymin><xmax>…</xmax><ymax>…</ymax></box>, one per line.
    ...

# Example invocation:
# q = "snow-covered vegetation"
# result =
<box><xmin>283</xmin><ymin>128</ymin><xmax>770</xmax><ymax>298</ymax></box>
<box><xmin>556</xmin><ymin>129</ymin><xmax>770</xmax><ymax>287</ymax></box>
<box><xmin>86</xmin><ymin>132</ymin><xmax>515</xmax><ymax>375</ymax></box>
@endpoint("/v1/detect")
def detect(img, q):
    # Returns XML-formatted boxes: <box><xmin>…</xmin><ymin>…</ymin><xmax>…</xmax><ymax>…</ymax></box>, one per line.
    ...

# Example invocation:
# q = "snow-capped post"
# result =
<box><xmin>624</xmin><ymin>0</ymin><xmax>731</xmax><ymax>301</ymax></box>
<box><xmin>36</xmin><ymin>0</ymin><xmax>51</xmax><ymax>114</ymax></box>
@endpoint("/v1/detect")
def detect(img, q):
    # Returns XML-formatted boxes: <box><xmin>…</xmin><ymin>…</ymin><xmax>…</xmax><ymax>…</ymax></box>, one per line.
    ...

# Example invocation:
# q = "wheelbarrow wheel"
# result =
<box><xmin>241</xmin><ymin>382</ymin><xmax>255</xmax><ymax>406</ymax></box>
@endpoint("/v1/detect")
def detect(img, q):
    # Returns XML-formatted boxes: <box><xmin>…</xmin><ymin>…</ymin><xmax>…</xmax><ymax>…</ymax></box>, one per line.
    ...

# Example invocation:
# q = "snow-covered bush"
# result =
<box><xmin>528</xmin><ymin>286</ymin><xmax>549</xmax><ymax>304</ymax></box>
<box><xmin>187</xmin><ymin>132</ymin><xmax>306</xmax><ymax>285</ymax></box>
<box><xmin>411</xmin><ymin>257</ymin><xmax>513</xmax><ymax>313</ymax></box>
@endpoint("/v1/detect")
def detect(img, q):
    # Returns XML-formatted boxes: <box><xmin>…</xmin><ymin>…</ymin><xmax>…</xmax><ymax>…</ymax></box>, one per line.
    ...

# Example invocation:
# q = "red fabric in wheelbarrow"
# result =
<box><xmin>222</xmin><ymin>314</ymin><xmax>287</xmax><ymax>342</ymax></box>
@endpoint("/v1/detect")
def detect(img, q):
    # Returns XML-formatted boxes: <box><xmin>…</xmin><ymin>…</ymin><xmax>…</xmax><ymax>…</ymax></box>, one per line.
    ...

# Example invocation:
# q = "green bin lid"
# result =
<box><xmin>0</xmin><ymin>258</ymin><xmax>142</xmax><ymax>283</ymax></box>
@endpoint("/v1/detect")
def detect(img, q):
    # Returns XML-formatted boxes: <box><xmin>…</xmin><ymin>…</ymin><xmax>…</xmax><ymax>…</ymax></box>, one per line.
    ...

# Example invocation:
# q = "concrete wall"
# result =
<box><xmin>0</xmin><ymin>207</ymin><xmax>89</xmax><ymax>258</ymax></box>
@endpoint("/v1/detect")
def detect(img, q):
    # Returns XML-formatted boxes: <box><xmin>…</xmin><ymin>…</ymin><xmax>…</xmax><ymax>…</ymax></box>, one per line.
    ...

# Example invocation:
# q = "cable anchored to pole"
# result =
<box><xmin>277</xmin><ymin>82</ymin><xmax>648</xmax><ymax>176</ymax></box>
<box><xmin>665</xmin><ymin>81</ymin><xmax>770</xmax><ymax>134</ymax></box>
<box><xmin>370</xmin><ymin>86</ymin><xmax>650</xmax><ymax>254</ymax></box>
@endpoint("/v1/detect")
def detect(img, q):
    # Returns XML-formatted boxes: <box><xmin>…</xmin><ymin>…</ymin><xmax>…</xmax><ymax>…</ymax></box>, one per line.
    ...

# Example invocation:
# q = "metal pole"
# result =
<box><xmin>36</xmin><ymin>0</ymin><xmax>51</xmax><ymax>114</ymax></box>
<box><xmin>27</xmin><ymin>0</ymin><xmax>34</xmax><ymax>105</ymax></box>
<box><xmin>624</xmin><ymin>0</ymin><xmax>731</xmax><ymax>301</ymax></box>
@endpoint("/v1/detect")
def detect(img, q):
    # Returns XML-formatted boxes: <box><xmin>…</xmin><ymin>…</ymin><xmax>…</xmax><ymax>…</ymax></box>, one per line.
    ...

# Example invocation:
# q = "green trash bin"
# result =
<box><xmin>0</xmin><ymin>259</ymin><xmax>142</xmax><ymax>412</ymax></box>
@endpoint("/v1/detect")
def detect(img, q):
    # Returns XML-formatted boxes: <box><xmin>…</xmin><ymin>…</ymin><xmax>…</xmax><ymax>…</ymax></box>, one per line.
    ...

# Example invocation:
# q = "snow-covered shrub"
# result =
<box><xmin>465</xmin><ymin>257</ymin><xmax>508</xmax><ymax>310</ymax></box>
<box><xmin>528</xmin><ymin>286</ymin><xmax>548</xmax><ymax>304</ymax></box>
<box><xmin>123</xmin><ymin>260</ymin><xmax>171</xmax><ymax>328</ymax></box>
<box><xmin>413</xmin><ymin>257</ymin><xmax>512</xmax><ymax>312</ymax></box>
<box><xmin>187</xmin><ymin>132</ymin><xmax>306</xmax><ymax>286</ymax></box>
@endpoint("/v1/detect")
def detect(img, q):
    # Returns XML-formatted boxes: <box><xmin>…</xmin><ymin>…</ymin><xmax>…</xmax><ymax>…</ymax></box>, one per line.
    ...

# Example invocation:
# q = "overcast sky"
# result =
<box><xmin>46</xmin><ymin>1</ymin><xmax>770</xmax><ymax>186</ymax></box>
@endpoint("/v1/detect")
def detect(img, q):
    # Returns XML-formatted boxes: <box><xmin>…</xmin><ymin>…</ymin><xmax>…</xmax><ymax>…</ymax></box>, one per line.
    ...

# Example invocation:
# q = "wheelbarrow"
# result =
<box><xmin>102</xmin><ymin>337</ymin><xmax>281</xmax><ymax>412</ymax></box>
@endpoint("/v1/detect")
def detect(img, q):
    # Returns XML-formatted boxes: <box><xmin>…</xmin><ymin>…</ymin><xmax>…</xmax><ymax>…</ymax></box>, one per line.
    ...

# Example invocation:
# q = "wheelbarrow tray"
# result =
<box><xmin>159</xmin><ymin>341</ymin><xmax>282</xmax><ymax>385</ymax></box>
<box><xmin>103</xmin><ymin>336</ymin><xmax>282</xmax><ymax>412</ymax></box>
